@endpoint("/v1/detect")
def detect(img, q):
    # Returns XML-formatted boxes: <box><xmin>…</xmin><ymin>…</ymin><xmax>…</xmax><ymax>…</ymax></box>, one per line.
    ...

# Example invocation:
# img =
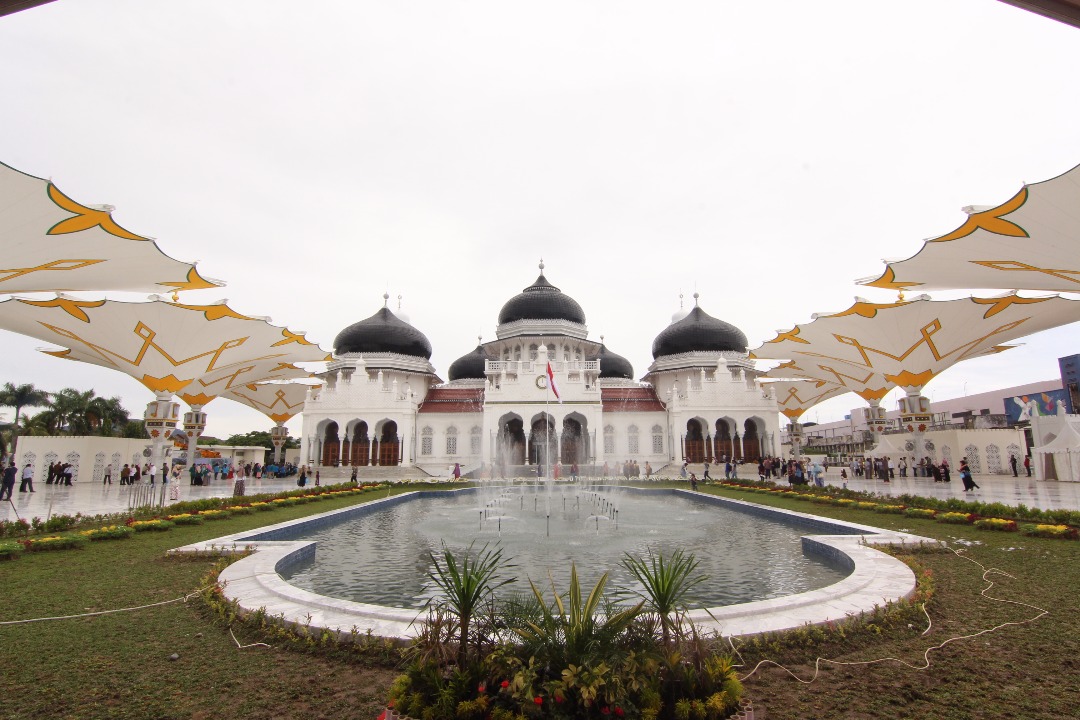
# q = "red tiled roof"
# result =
<box><xmin>601</xmin><ymin>386</ymin><xmax>666</xmax><ymax>412</ymax></box>
<box><xmin>418</xmin><ymin>387</ymin><xmax>485</xmax><ymax>413</ymax></box>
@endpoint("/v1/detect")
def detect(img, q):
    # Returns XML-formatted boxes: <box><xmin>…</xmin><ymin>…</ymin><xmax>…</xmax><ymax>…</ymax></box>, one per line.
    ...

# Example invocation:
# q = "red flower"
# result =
<box><xmin>500</xmin><ymin>680</ymin><xmax>509</xmax><ymax>689</ymax></box>
<box><xmin>554</xmin><ymin>694</ymin><xmax>565</xmax><ymax>704</ymax></box>
<box><xmin>534</xmin><ymin>696</ymin><xmax>543</xmax><ymax>706</ymax></box>
<box><xmin>377</xmin><ymin>712</ymin><xmax>386</xmax><ymax>720</ymax></box>
<box><xmin>615</xmin><ymin>708</ymin><xmax>625</xmax><ymax>717</ymax></box>
<box><xmin>478</xmin><ymin>683</ymin><xmax>486</xmax><ymax>694</ymax></box>
<box><xmin>601</xmin><ymin>708</ymin><xmax>611</xmax><ymax>715</ymax></box>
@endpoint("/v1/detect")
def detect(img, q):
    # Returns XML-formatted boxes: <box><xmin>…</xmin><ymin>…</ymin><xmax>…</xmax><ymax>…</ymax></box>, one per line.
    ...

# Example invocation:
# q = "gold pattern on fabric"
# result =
<box><xmin>764</xmin><ymin>327</ymin><xmax>809</xmax><ymax>345</ymax></box>
<box><xmin>273</xmin><ymin>328</ymin><xmax>318</xmax><ymax>347</ymax></box>
<box><xmin>179</xmin><ymin>392</ymin><xmax>217</xmax><ymax>406</ymax></box>
<box><xmin>46</xmin><ymin>184</ymin><xmax>147</xmax><ymax>241</ymax></box>
<box><xmin>142</xmin><ymin>374</ymin><xmax>190</xmax><ymax>393</ymax></box>
<box><xmin>828</xmin><ymin>300</ymin><xmax>909</xmax><ymax>319</ymax></box>
<box><xmin>159</xmin><ymin>267</ymin><xmax>220</xmax><ymax>292</ymax></box>
<box><xmin>169</xmin><ymin>303</ymin><xmax>258</xmax><ymax>322</ymax></box>
<box><xmin>931</xmin><ymin>187</ymin><xmax>1029</xmax><ymax>243</ymax></box>
<box><xmin>19</xmin><ymin>297</ymin><xmax>106</xmax><ymax>323</ymax></box>
<box><xmin>0</xmin><ymin>259</ymin><xmax>105</xmax><ymax>286</ymax></box>
<box><xmin>862</xmin><ymin>266</ymin><xmax>920</xmax><ymax>291</ymax></box>
<box><xmin>971</xmin><ymin>295</ymin><xmax>1050</xmax><ymax>318</ymax></box>
<box><xmin>883</xmin><ymin>369</ymin><xmax>936</xmax><ymax>389</ymax></box>
<box><xmin>970</xmin><ymin>261</ymin><xmax>1080</xmax><ymax>288</ymax></box>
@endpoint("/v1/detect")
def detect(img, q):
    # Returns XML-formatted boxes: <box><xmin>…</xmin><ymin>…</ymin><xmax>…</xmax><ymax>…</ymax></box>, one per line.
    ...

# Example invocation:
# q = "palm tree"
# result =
<box><xmin>86</xmin><ymin>395</ymin><xmax>129</xmax><ymax>436</ymax></box>
<box><xmin>0</xmin><ymin>382</ymin><xmax>51</xmax><ymax>453</ymax></box>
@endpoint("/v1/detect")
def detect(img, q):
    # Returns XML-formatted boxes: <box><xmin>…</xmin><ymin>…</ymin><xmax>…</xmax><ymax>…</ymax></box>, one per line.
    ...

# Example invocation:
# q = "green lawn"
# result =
<box><xmin>0</xmin><ymin>482</ymin><xmax>1076</xmax><ymax>720</ymax></box>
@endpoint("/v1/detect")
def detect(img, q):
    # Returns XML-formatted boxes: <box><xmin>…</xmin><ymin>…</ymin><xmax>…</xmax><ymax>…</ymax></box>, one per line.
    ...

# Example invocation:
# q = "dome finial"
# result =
<box><xmin>693</xmin><ymin>291</ymin><xmax>700</xmax><ymax>306</ymax></box>
<box><xmin>600</xmin><ymin>334</ymin><xmax>605</xmax><ymax>345</ymax></box>
<box><xmin>477</xmin><ymin>334</ymin><xmax>482</xmax><ymax>345</ymax></box>
<box><xmin>539</xmin><ymin>258</ymin><xmax>545</xmax><ymax>273</ymax></box>
<box><xmin>382</xmin><ymin>292</ymin><xmax>390</xmax><ymax>307</ymax></box>
<box><xmin>397</xmin><ymin>294</ymin><xmax>403</xmax><ymax>310</ymax></box>
<box><xmin>679</xmin><ymin>292</ymin><xmax>684</xmax><ymax>309</ymax></box>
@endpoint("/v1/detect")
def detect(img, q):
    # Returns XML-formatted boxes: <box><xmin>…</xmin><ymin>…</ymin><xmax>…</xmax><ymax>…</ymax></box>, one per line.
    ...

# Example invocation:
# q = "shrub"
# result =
<box><xmin>225</xmin><ymin>505</ymin><xmax>253</xmax><ymax>515</ymax></box>
<box><xmin>874</xmin><ymin>505</ymin><xmax>906</xmax><ymax>514</ymax></box>
<box><xmin>0</xmin><ymin>539</ymin><xmax>24</xmax><ymax>560</ymax></box>
<box><xmin>904</xmin><ymin>508</ymin><xmax>936</xmax><ymax>519</ymax></box>
<box><xmin>973</xmin><ymin>518</ymin><xmax>1018</xmax><ymax>532</ymax></box>
<box><xmin>249</xmin><ymin>502</ymin><xmax>275</xmax><ymax>512</ymax></box>
<box><xmin>198</xmin><ymin>509</ymin><xmax>231</xmax><ymax>521</ymax></box>
<box><xmin>854</xmin><ymin>501</ymin><xmax>879</xmax><ymax>510</ymax></box>
<box><xmin>937</xmin><ymin>512</ymin><xmax>974</xmax><ymax>525</ymax></box>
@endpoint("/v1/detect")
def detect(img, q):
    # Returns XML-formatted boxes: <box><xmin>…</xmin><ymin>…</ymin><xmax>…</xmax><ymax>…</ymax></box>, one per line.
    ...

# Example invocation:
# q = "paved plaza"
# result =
<box><xmin>2</xmin><ymin>467</ymin><xmax>1077</xmax><ymax>524</ymax></box>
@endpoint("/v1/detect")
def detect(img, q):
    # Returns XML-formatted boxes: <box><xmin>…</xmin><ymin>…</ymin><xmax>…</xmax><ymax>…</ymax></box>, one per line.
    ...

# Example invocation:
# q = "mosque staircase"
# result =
<box><xmin>312</xmin><ymin>465</ymin><xmax>434</xmax><ymax>482</ymax></box>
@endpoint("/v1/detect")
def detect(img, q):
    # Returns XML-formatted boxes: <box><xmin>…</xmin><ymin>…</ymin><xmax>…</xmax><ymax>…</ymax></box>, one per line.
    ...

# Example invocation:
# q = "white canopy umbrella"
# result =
<box><xmin>859</xmin><ymin>161</ymin><xmax>1080</xmax><ymax>294</ymax></box>
<box><xmin>225</xmin><ymin>380</ymin><xmax>320</xmax><ymax>463</ymax></box>
<box><xmin>0</xmin><ymin>160</ymin><xmax>222</xmax><ymax>294</ymax></box>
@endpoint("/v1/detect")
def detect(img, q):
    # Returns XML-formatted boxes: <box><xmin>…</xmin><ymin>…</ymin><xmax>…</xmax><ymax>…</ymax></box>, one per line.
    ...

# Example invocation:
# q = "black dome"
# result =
<box><xmin>448</xmin><ymin>343</ymin><xmax>488</xmax><ymax>381</ymax></box>
<box><xmin>588</xmin><ymin>344</ymin><xmax>634</xmax><ymax>379</ymax></box>
<box><xmin>651</xmin><ymin>305</ymin><xmax>747</xmax><ymax>358</ymax></box>
<box><xmin>498</xmin><ymin>270</ymin><xmax>586</xmax><ymax>325</ymax></box>
<box><xmin>334</xmin><ymin>306</ymin><xmax>432</xmax><ymax>359</ymax></box>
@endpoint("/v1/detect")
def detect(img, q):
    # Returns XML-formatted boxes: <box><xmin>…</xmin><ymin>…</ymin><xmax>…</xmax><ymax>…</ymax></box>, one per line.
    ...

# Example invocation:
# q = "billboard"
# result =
<box><xmin>1003</xmin><ymin>389</ymin><xmax>1069</xmax><ymax>424</ymax></box>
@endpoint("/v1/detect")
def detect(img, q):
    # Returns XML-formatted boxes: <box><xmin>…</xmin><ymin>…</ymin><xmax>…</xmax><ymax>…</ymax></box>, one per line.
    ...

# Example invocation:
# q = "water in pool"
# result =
<box><xmin>280</xmin><ymin>487</ymin><xmax>850</xmax><ymax>609</ymax></box>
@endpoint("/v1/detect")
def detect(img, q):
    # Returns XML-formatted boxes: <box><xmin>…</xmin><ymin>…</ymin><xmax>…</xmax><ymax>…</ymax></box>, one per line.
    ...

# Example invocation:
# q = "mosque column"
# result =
<box><xmin>341</xmin><ymin>432</ymin><xmax>350</xmax><ymax>467</ymax></box>
<box><xmin>525</xmin><ymin>432</ymin><xmax>533</xmax><ymax>465</ymax></box>
<box><xmin>368</xmin><ymin>433</ymin><xmax>376</xmax><ymax>466</ymax></box>
<box><xmin>144</xmin><ymin>392</ymin><xmax>180</xmax><ymax>478</ymax></box>
<box><xmin>270</xmin><ymin>423</ymin><xmax>288</xmax><ymax>465</ymax></box>
<box><xmin>787</xmin><ymin>423</ymin><xmax>804</xmax><ymax>459</ymax></box>
<box><xmin>865</xmin><ymin>399</ymin><xmax>888</xmax><ymax>447</ymax></box>
<box><xmin>899</xmin><ymin>391</ymin><xmax>932</xmax><ymax>461</ymax></box>
<box><xmin>183</xmin><ymin>405</ymin><xmax>207</xmax><ymax>472</ymax></box>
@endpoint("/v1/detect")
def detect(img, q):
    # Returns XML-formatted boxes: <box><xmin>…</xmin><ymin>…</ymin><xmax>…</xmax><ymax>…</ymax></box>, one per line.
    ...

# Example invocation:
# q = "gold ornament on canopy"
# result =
<box><xmin>859</xmin><ymin>162</ymin><xmax>1080</xmax><ymax>294</ymax></box>
<box><xmin>0</xmin><ymin>160</ymin><xmax>223</xmax><ymax>294</ymax></box>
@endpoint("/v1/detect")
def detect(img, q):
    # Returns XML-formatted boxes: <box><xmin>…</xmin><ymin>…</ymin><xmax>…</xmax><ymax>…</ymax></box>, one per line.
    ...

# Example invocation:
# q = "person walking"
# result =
<box><xmin>120</xmin><ymin>464</ymin><xmax>130</xmax><ymax>485</ymax></box>
<box><xmin>1009</xmin><ymin>454</ymin><xmax>1019</xmax><ymax>477</ymax></box>
<box><xmin>702</xmin><ymin>461</ymin><xmax>711</xmax><ymax>481</ymax></box>
<box><xmin>19</xmin><ymin>462</ymin><xmax>35</xmax><ymax>493</ymax></box>
<box><xmin>959</xmin><ymin>458</ymin><xmax>980</xmax><ymax>491</ymax></box>
<box><xmin>0</xmin><ymin>462</ymin><xmax>17</xmax><ymax>500</ymax></box>
<box><xmin>1024</xmin><ymin>455</ymin><xmax>1032</xmax><ymax>477</ymax></box>
<box><xmin>103</xmin><ymin>463</ymin><xmax>112</xmax><ymax>485</ymax></box>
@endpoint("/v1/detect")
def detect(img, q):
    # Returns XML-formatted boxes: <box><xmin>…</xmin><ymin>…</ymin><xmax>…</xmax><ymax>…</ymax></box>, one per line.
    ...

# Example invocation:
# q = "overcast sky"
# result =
<box><xmin>1</xmin><ymin>0</ymin><xmax>1079</xmax><ymax>438</ymax></box>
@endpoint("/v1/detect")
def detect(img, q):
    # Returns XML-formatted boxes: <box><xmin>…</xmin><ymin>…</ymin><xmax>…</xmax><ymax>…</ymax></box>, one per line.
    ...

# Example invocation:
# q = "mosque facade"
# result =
<box><xmin>297</xmin><ymin>266</ymin><xmax>782</xmax><ymax>475</ymax></box>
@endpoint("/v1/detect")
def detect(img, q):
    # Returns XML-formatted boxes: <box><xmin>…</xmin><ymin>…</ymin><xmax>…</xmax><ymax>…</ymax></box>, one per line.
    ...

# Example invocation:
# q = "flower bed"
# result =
<box><xmin>873</xmin><ymin>504</ymin><xmax>906</xmax><ymax>514</ymax></box>
<box><xmin>973</xmin><ymin>518</ymin><xmax>1018</xmax><ymax>532</ymax></box>
<box><xmin>198</xmin><ymin>509</ymin><xmax>231</xmax><ymax>521</ymax></box>
<box><xmin>937</xmin><ymin>512</ymin><xmax>974</xmax><ymax>525</ymax></box>
<box><xmin>225</xmin><ymin>505</ymin><xmax>254</xmax><ymax>515</ymax></box>
<box><xmin>854</xmin><ymin>501</ymin><xmax>879</xmax><ymax>510</ymax></box>
<box><xmin>272</xmin><ymin>498</ymin><xmax>300</xmax><ymax>507</ymax></box>
<box><xmin>1024</xmin><ymin>524</ymin><xmax>1079</xmax><ymax>540</ymax></box>
<box><xmin>130</xmin><ymin>519</ymin><xmax>174</xmax><ymax>532</ymax></box>
<box><xmin>0</xmin><ymin>539</ymin><xmax>24</xmax><ymax>560</ymax></box>
<box><xmin>249</xmin><ymin>502</ymin><xmax>275</xmax><ymax>512</ymax></box>
<box><xmin>167</xmin><ymin>513</ymin><xmax>205</xmax><ymax>526</ymax></box>
<box><xmin>80</xmin><ymin>525</ymin><xmax>135</xmax><ymax>541</ymax></box>
<box><xmin>23</xmin><ymin>535</ymin><xmax>86</xmax><ymax>551</ymax></box>
<box><xmin>903</xmin><ymin>508</ymin><xmax>936</xmax><ymax>519</ymax></box>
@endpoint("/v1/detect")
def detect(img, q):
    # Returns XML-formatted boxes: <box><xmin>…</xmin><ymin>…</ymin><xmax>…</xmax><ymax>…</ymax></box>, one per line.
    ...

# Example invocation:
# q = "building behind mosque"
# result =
<box><xmin>297</xmin><ymin>265</ymin><xmax>781</xmax><ymax>475</ymax></box>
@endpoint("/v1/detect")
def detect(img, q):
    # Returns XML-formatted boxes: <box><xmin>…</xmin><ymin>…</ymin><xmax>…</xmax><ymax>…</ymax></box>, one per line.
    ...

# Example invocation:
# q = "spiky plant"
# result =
<box><xmin>621</xmin><ymin>548</ymin><xmax>705</xmax><ymax>649</ymax></box>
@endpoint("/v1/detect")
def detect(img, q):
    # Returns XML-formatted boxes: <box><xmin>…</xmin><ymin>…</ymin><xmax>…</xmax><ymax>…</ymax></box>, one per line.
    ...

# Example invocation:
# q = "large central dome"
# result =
<box><xmin>334</xmin><ymin>297</ymin><xmax>432</xmax><ymax>358</ymax></box>
<box><xmin>651</xmin><ymin>300</ymin><xmax>748</xmax><ymax>358</ymax></box>
<box><xmin>498</xmin><ymin>263</ymin><xmax>586</xmax><ymax>325</ymax></box>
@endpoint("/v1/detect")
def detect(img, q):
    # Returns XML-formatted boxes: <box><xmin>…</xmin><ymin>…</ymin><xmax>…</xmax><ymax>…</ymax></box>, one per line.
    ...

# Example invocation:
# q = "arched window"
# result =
<box><xmin>547</xmin><ymin>343</ymin><xmax>556</xmax><ymax>358</ymax></box>
<box><xmin>421</xmin><ymin>427</ymin><xmax>433</xmax><ymax>456</ymax></box>
<box><xmin>470</xmin><ymin>426</ymin><xmax>482</xmax><ymax>455</ymax></box>
<box><xmin>529</xmin><ymin>344</ymin><xmax>539</xmax><ymax>360</ymax></box>
<box><xmin>446</xmin><ymin>426</ymin><xmax>458</xmax><ymax>456</ymax></box>
<box><xmin>627</xmin><ymin>425</ymin><xmax>640</xmax><ymax>455</ymax></box>
<box><xmin>604</xmin><ymin>425</ymin><xmax>615</xmax><ymax>454</ymax></box>
<box><xmin>652</xmin><ymin>424</ymin><xmax>664</xmax><ymax>454</ymax></box>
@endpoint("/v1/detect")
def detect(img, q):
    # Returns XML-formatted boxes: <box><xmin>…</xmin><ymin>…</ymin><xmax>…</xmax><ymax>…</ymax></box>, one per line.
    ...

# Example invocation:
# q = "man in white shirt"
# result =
<box><xmin>19</xmin><ymin>463</ymin><xmax>35</xmax><ymax>493</ymax></box>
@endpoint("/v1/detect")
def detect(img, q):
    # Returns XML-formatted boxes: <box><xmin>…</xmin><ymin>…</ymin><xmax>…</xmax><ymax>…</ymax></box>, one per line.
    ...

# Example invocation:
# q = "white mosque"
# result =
<box><xmin>297</xmin><ymin>265</ymin><xmax>781</xmax><ymax>476</ymax></box>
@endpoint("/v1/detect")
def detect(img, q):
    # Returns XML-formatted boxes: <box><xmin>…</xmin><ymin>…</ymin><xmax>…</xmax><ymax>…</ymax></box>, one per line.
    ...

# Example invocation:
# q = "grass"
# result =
<box><xmin>1</xmin><ymin>479</ymin><xmax>1077</xmax><ymax>719</ymax></box>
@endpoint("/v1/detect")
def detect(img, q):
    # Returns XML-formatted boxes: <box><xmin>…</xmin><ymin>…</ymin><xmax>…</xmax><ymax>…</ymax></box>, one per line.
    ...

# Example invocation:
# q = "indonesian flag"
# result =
<box><xmin>546</xmin><ymin>361</ymin><xmax>562</xmax><ymax>402</ymax></box>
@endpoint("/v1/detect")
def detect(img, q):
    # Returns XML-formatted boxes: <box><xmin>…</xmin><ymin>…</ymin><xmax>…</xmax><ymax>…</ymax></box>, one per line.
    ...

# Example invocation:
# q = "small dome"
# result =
<box><xmin>498</xmin><ymin>264</ymin><xmax>586</xmax><ymax>325</ymax></box>
<box><xmin>588</xmin><ymin>343</ymin><xmax>634</xmax><ymax>380</ymax></box>
<box><xmin>334</xmin><ymin>303</ymin><xmax>432</xmax><ymax>358</ymax></box>
<box><xmin>651</xmin><ymin>304</ymin><xmax>747</xmax><ymax>358</ymax></box>
<box><xmin>448</xmin><ymin>342</ymin><xmax>488</xmax><ymax>381</ymax></box>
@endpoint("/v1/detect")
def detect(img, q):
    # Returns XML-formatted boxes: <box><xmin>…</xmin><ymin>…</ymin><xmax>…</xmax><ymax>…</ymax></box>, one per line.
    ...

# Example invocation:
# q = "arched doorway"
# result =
<box><xmin>350</xmin><ymin>421</ymin><xmax>370</xmax><ymax>466</ymax></box>
<box><xmin>375</xmin><ymin>421</ymin><xmax>399</xmax><ymax>466</ymax></box>
<box><xmin>496</xmin><ymin>414</ymin><xmax>526</xmax><ymax>468</ymax></box>
<box><xmin>743</xmin><ymin>418</ymin><xmax>762</xmax><ymax>461</ymax></box>
<box><xmin>685</xmin><ymin>419</ymin><xmax>705</xmax><ymax>463</ymax></box>
<box><xmin>714</xmin><ymin>419</ymin><xmax>733</xmax><ymax>461</ymax></box>
<box><xmin>529</xmin><ymin>415</ymin><xmax>558</xmax><ymax>469</ymax></box>
<box><xmin>321</xmin><ymin>422</ymin><xmax>340</xmax><ymax>466</ymax></box>
<box><xmin>561</xmin><ymin>415</ymin><xmax>588</xmax><ymax>465</ymax></box>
